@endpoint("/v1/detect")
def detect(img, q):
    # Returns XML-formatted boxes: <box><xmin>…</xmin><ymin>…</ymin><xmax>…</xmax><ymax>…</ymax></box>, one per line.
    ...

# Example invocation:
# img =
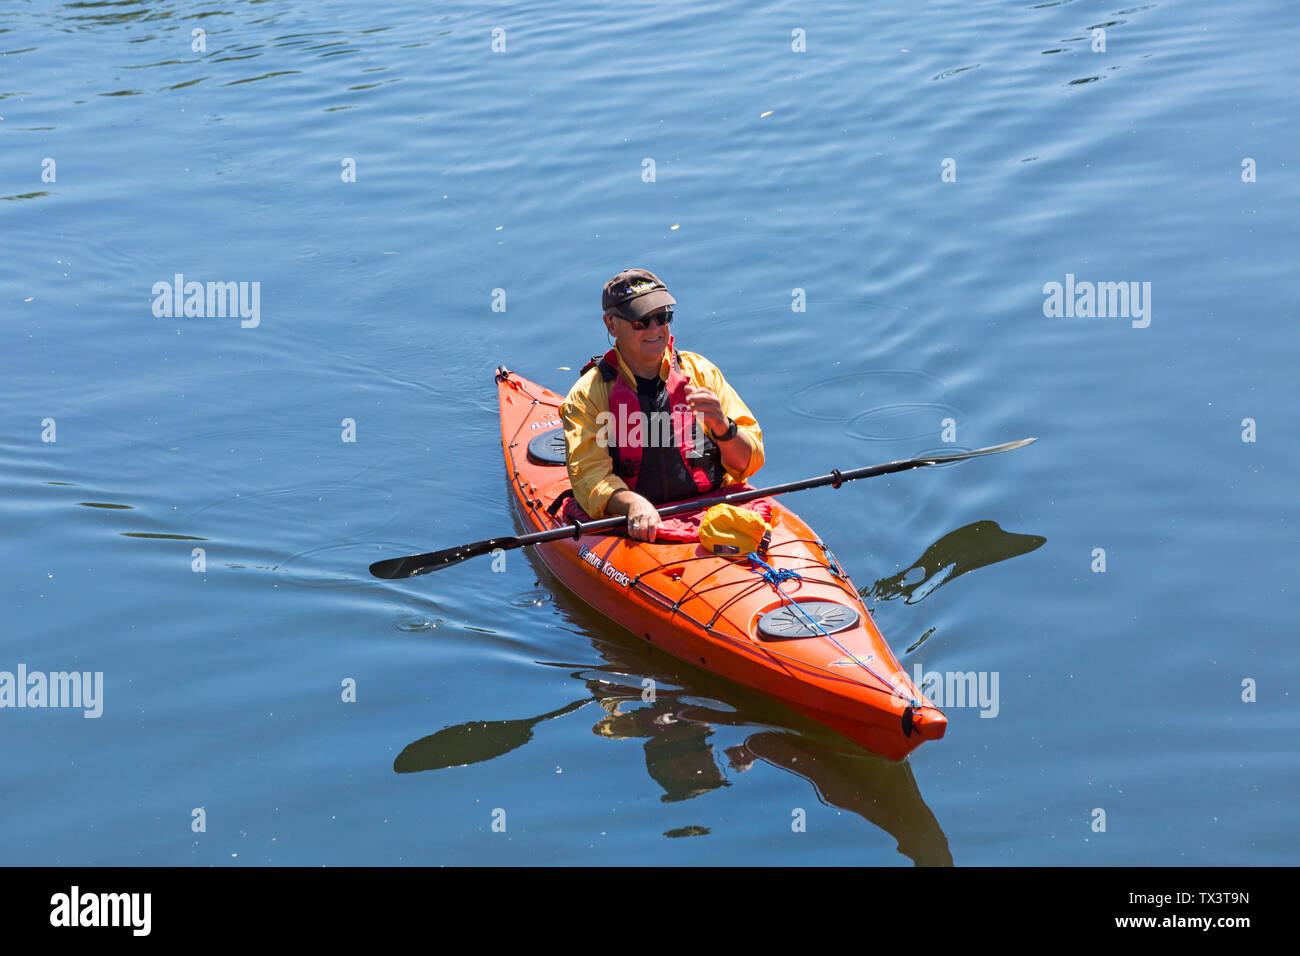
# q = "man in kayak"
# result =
<box><xmin>561</xmin><ymin>268</ymin><xmax>764</xmax><ymax>542</ymax></box>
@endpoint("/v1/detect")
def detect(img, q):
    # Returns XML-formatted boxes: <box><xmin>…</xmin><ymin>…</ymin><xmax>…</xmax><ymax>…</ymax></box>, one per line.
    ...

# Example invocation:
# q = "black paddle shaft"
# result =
<box><xmin>367</xmin><ymin>438</ymin><xmax>1036</xmax><ymax>579</ymax></box>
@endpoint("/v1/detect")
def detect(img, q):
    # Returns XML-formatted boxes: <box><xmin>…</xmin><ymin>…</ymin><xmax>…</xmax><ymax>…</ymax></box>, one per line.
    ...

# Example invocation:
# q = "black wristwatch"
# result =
<box><xmin>714</xmin><ymin>417</ymin><xmax>739</xmax><ymax>442</ymax></box>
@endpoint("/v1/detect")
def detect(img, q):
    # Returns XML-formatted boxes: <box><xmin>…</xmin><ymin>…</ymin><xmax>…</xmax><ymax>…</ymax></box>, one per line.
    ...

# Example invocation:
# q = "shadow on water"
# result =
<box><xmin>394</xmin><ymin>483</ymin><xmax>952</xmax><ymax>864</ymax></box>
<box><xmin>394</xmin><ymin>698</ymin><xmax>592</xmax><ymax>773</ymax></box>
<box><xmin>865</xmin><ymin>520</ymin><xmax>1046</xmax><ymax>605</ymax></box>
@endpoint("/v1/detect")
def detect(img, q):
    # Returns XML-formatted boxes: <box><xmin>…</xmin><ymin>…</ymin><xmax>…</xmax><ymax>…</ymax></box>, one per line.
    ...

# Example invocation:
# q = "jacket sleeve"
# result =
<box><xmin>697</xmin><ymin>358</ymin><xmax>764</xmax><ymax>481</ymax></box>
<box><xmin>560</xmin><ymin>377</ymin><xmax>627</xmax><ymax>519</ymax></box>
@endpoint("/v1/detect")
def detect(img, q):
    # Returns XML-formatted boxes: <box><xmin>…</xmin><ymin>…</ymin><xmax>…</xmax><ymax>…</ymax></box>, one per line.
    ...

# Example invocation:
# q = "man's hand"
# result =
<box><xmin>683</xmin><ymin>383</ymin><xmax>753</xmax><ymax>475</ymax></box>
<box><xmin>608</xmin><ymin>490</ymin><xmax>661</xmax><ymax>542</ymax></box>
<box><xmin>683</xmin><ymin>385</ymin><xmax>729</xmax><ymax>437</ymax></box>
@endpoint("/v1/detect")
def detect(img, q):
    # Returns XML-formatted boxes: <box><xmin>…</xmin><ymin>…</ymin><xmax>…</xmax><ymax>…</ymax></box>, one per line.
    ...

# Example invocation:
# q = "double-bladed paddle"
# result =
<box><xmin>368</xmin><ymin>437</ymin><xmax>1035</xmax><ymax>580</ymax></box>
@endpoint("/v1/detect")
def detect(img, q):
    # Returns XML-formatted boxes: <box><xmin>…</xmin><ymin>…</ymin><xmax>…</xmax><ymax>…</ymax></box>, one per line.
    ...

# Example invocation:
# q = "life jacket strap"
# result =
<box><xmin>579</xmin><ymin>349</ymin><xmax>683</xmax><ymax>381</ymax></box>
<box><xmin>546</xmin><ymin>488</ymin><xmax>575</xmax><ymax>517</ymax></box>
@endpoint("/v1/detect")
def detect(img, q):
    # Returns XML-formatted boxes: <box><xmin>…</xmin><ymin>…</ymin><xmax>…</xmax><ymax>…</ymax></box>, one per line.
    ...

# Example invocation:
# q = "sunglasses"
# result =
<box><xmin>615</xmin><ymin>307</ymin><xmax>673</xmax><ymax>331</ymax></box>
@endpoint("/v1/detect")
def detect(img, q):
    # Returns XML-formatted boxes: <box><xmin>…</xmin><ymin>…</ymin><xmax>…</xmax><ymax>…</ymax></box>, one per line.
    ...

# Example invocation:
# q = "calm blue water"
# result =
<box><xmin>2</xmin><ymin>0</ymin><xmax>1296</xmax><ymax>865</ymax></box>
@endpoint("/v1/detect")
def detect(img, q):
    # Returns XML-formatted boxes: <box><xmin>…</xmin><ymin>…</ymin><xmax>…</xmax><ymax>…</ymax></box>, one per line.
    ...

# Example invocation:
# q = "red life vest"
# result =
<box><xmin>583</xmin><ymin>336</ymin><xmax>722</xmax><ymax>498</ymax></box>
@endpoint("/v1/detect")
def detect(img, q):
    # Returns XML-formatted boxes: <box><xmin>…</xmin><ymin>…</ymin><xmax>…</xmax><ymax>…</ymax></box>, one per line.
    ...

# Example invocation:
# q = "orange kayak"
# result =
<box><xmin>498</xmin><ymin>366</ymin><xmax>945</xmax><ymax>760</ymax></box>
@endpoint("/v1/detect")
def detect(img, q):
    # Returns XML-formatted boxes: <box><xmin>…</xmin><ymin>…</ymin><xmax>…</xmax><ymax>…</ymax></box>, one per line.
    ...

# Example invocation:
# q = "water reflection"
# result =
<box><xmin>729</xmin><ymin>731</ymin><xmax>951</xmax><ymax>867</ymax></box>
<box><xmin>589</xmin><ymin>687</ymin><xmax>730</xmax><ymax>804</ymax></box>
<box><xmin>397</xmin><ymin>597</ymin><xmax>953</xmax><ymax>865</ymax></box>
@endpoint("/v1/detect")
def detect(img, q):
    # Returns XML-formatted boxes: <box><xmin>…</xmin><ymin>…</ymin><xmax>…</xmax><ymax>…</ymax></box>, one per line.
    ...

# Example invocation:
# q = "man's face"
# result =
<box><xmin>604</xmin><ymin>306</ymin><xmax>672</xmax><ymax>370</ymax></box>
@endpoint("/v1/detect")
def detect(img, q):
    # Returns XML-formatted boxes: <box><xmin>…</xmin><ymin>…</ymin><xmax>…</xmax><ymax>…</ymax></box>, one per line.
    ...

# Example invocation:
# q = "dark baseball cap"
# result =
<box><xmin>601</xmin><ymin>268</ymin><xmax>677</xmax><ymax>320</ymax></box>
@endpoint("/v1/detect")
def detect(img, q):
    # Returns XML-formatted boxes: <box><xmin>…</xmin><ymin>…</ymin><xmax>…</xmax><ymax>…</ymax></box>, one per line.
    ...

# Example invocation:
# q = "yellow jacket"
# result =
<box><xmin>560</xmin><ymin>346</ymin><xmax>764</xmax><ymax>518</ymax></box>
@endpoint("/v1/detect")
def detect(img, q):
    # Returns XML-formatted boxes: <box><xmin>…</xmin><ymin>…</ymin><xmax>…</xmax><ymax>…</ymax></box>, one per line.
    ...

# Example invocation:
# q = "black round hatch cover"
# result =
<box><xmin>527</xmin><ymin>427</ymin><xmax>567</xmax><ymax>466</ymax></box>
<box><xmin>757</xmin><ymin>600</ymin><xmax>860</xmax><ymax>640</ymax></box>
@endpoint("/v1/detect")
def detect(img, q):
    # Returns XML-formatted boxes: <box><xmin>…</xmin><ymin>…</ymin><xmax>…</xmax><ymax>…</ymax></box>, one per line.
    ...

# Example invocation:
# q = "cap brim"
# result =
<box><xmin>621</xmin><ymin>289</ymin><xmax>676</xmax><ymax>319</ymax></box>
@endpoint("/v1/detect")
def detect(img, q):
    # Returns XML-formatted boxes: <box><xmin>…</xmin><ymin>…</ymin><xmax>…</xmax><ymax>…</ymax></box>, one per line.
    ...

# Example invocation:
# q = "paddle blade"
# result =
<box><xmin>369</xmin><ymin>537</ymin><xmax>518</xmax><ymax>579</ymax></box>
<box><xmin>915</xmin><ymin>437</ymin><xmax>1036</xmax><ymax>466</ymax></box>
